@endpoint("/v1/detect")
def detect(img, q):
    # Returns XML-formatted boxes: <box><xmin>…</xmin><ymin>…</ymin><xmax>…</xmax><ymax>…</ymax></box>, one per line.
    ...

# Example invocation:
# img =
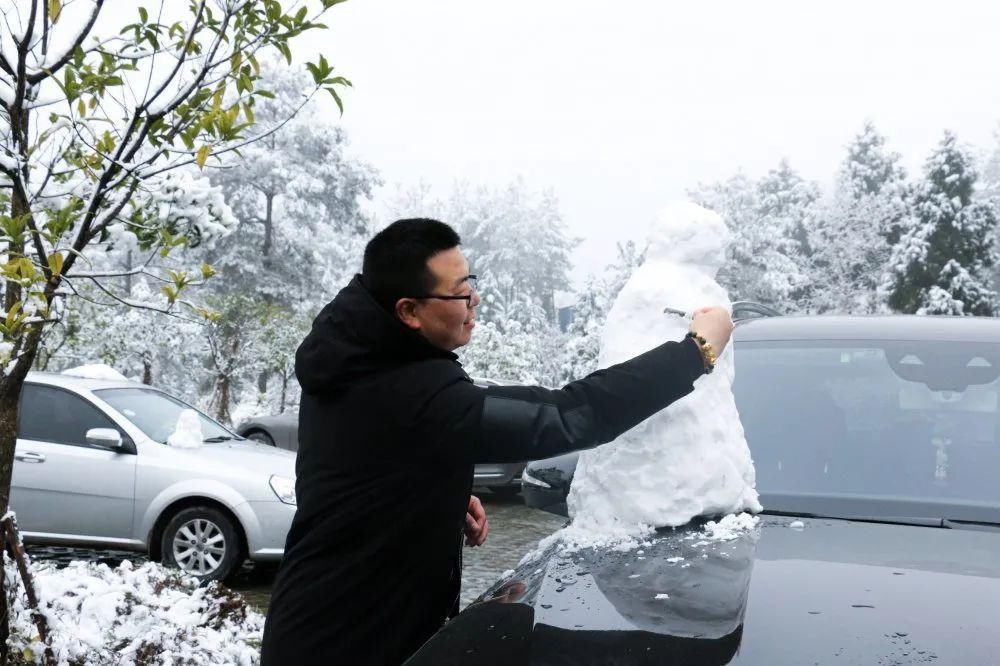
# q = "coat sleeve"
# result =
<box><xmin>426</xmin><ymin>337</ymin><xmax>708</xmax><ymax>464</ymax></box>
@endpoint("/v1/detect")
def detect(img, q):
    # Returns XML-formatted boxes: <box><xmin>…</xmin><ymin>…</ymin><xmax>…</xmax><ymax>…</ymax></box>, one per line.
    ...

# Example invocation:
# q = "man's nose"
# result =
<box><xmin>469</xmin><ymin>289</ymin><xmax>481</xmax><ymax>309</ymax></box>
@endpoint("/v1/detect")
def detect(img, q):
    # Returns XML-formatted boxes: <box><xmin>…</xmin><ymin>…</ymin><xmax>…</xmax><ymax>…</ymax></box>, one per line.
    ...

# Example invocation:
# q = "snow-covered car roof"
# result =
<box><xmin>25</xmin><ymin>370</ymin><xmax>145</xmax><ymax>392</ymax></box>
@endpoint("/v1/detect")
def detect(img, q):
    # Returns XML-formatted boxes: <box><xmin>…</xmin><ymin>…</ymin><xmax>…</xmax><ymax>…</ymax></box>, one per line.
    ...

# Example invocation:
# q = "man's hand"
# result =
<box><xmin>464</xmin><ymin>495</ymin><xmax>489</xmax><ymax>547</ymax></box>
<box><xmin>690</xmin><ymin>306</ymin><xmax>734</xmax><ymax>355</ymax></box>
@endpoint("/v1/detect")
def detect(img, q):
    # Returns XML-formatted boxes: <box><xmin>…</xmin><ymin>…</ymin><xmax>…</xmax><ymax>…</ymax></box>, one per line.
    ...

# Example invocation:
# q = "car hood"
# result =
<box><xmin>171</xmin><ymin>439</ymin><xmax>296</xmax><ymax>478</ymax></box>
<box><xmin>407</xmin><ymin>516</ymin><xmax>1000</xmax><ymax>665</ymax></box>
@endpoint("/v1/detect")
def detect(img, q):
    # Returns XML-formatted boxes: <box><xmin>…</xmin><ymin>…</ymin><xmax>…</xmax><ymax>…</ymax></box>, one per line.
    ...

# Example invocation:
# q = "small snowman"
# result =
<box><xmin>567</xmin><ymin>202</ymin><xmax>761</xmax><ymax>535</ymax></box>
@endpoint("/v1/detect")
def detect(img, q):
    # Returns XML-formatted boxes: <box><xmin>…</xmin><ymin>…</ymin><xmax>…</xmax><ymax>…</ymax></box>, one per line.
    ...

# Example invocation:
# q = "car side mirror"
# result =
<box><xmin>86</xmin><ymin>428</ymin><xmax>124</xmax><ymax>451</ymax></box>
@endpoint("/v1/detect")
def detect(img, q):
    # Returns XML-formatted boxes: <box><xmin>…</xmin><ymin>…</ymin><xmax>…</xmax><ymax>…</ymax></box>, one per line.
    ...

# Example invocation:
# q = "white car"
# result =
<box><xmin>12</xmin><ymin>372</ymin><xmax>297</xmax><ymax>581</ymax></box>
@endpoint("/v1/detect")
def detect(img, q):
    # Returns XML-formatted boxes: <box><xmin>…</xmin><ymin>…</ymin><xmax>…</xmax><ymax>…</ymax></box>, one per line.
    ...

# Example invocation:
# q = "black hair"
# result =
<box><xmin>361</xmin><ymin>218</ymin><xmax>461</xmax><ymax>312</ymax></box>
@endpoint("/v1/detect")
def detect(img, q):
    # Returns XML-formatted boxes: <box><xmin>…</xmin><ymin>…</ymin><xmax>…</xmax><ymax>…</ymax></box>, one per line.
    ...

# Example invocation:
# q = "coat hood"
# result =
<box><xmin>295</xmin><ymin>275</ymin><xmax>457</xmax><ymax>394</ymax></box>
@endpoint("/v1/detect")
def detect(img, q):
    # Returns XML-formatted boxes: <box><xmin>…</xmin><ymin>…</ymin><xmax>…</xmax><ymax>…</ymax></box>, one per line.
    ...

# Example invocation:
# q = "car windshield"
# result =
<box><xmin>94</xmin><ymin>388</ymin><xmax>239</xmax><ymax>444</ymax></box>
<box><xmin>732</xmin><ymin>340</ymin><xmax>1000</xmax><ymax>509</ymax></box>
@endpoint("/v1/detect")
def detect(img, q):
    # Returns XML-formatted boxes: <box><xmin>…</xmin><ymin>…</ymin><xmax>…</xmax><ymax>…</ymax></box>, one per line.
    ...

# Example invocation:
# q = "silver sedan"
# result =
<box><xmin>237</xmin><ymin>376</ymin><xmax>526</xmax><ymax>497</ymax></box>
<box><xmin>12</xmin><ymin>372</ymin><xmax>297</xmax><ymax>581</ymax></box>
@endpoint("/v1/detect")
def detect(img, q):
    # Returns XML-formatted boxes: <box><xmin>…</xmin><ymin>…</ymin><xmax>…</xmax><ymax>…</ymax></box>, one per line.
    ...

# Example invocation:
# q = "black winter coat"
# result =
<box><xmin>260</xmin><ymin>276</ymin><xmax>707</xmax><ymax>665</ymax></box>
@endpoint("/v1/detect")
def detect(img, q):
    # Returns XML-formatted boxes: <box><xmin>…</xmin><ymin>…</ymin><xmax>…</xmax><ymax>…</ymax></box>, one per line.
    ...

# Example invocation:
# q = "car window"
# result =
<box><xmin>732</xmin><ymin>340</ymin><xmax>1000</xmax><ymax>506</ymax></box>
<box><xmin>18</xmin><ymin>384</ymin><xmax>121</xmax><ymax>448</ymax></box>
<box><xmin>94</xmin><ymin>387</ymin><xmax>236</xmax><ymax>444</ymax></box>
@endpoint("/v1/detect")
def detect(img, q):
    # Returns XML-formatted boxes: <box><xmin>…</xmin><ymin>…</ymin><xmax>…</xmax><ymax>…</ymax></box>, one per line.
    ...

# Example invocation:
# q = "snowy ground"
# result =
<box><xmin>27</xmin><ymin>493</ymin><xmax>565</xmax><ymax>613</ymax></box>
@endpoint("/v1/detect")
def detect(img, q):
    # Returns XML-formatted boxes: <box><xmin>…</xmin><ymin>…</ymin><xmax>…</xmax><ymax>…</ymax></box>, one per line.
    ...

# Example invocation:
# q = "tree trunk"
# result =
<box><xmin>214</xmin><ymin>373</ymin><xmax>231</xmax><ymax>424</ymax></box>
<box><xmin>262</xmin><ymin>192</ymin><xmax>274</xmax><ymax>265</ymax></box>
<box><xmin>280</xmin><ymin>371</ymin><xmax>288</xmax><ymax>414</ymax></box>
<box><xmin>142</xmin><ymin>353</ymin><xmax>153</xmax><ymax>385</ymax></box>
<box><xmin>0</xmin><ymin>374</ymin><xmax>27</xmax><ymax>516</ymax></box>
<box><xmin>0</xmin><ymin>545</ymin><xmax>7</xmax><ymax>665</ymax></box>
<box><xmin>125</xmin><ymin>248</ymin><xmax>134</xmax><ymax>294</ymax></box>
<box><xmin>257</xmin><ymin>370</ymin><xmax>269</xmax><ymax>394</ymax></box>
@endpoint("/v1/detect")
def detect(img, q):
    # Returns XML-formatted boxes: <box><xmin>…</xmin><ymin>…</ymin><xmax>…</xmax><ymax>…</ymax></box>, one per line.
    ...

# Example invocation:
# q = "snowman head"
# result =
<box><xmin>645</xmin><ymin>202</ymin><xmax>729</xmax><ymax>270</ymax></box>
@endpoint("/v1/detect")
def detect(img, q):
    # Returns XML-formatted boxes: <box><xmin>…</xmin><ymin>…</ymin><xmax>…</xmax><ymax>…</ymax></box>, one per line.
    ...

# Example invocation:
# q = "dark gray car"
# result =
<box><xmin>411</xmin><ymin>314</ymin><xmax>1000</xmax><ymax>664</ymax></box>
<box><xmin>237</xmin><ymin>377</ymin><xmax>526</xmax><ymax>496</ymax></box>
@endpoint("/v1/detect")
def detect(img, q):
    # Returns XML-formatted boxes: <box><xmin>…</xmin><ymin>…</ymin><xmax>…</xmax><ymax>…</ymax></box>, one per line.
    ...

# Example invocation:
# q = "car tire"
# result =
<box><xmin>161</xmin><ymin>506</ymin><xmax>243</xmax><ymax>583</ymax></box>
<box><xmin>246</xmin><ymin>430</ymin><xmax>276</xmax><ymax>447</ymax></box>
<box><xmin>490</xmin><ymin>486</ymin><xmax>521</xmax><ymax>499</ymax></box>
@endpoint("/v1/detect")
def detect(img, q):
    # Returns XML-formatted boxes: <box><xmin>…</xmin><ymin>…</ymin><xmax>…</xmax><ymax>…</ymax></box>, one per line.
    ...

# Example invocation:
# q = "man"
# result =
<box><xmin>260</xmin><ymin>218</ymin><xmax>733</xmax><ymax>665</ymax></box>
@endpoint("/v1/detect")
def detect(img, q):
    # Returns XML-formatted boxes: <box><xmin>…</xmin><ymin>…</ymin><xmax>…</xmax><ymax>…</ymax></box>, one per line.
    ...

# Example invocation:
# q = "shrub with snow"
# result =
<box><xmin>5</xmin><ymin>558</ymin><xmax>263</xmax><ymax>665</ymax></box>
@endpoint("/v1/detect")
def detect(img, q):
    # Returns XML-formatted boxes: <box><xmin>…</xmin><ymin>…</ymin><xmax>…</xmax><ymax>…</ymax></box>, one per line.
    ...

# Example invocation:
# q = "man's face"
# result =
<box><xmin>397</xmin><ymin>247</ymin><xmax>480</xmax><ymax>351</ymax></box>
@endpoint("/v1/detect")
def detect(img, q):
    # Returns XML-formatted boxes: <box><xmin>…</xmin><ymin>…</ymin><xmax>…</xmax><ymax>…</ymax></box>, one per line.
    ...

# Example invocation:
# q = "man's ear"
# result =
<box><xmin>395</xmin><ymin>298</ymin><xmax>421</xmax><ymax>330</ymax></box>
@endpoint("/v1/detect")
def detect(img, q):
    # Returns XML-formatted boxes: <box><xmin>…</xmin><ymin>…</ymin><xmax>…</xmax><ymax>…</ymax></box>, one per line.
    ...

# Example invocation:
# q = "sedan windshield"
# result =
<box><xmin>733</xmin><ymin>340</ymin><xmax>1000</xmax><ymax>509</ymax></box>
<box><xmin>94</xmin><ymin>387</ymin><xmax>239</xmax><ymax>444</ymax></box>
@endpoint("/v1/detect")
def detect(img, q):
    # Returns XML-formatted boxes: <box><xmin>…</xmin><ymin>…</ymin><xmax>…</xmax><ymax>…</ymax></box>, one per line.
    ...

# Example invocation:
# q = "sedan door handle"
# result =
<box><xmin>15</xmin><ymin>452</ymin><xmax>45</xmax><ymax>463</ymax></box>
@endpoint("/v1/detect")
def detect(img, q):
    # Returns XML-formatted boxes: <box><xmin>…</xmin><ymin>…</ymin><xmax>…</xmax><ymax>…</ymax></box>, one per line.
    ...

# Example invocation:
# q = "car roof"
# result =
<box><xmin>25</xmin><ymin>371</ymin><xmax>147</xmax><ymax>392</ymax></box>
<box><xmin>734</xmin><ymin>314</ymin><xmax>1000</xmax><ymax>343</ymax></box>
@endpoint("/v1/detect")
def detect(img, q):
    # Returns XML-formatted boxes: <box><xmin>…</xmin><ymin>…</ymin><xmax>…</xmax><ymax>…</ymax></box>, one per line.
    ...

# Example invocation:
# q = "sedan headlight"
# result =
<box><xmin>269</xmin><ymin>475</ymin><xmax>297</xmax><ymax>505</ymax></box>
<box><xmin>521</xmin><ymin>466</ymin><xmax>552</xmax><ymax>489</ymax></box>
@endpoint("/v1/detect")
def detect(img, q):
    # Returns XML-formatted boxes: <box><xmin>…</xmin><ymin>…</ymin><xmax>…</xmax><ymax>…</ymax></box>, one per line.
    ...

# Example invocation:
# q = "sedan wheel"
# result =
<box><xmin>161</xmin><ymin>506</ymin><xmax>242</xmax><ymax>582</ymax></box>
<box><xmin>247</xmin><ymin>430</ymin><xmax>276</xmax><ymax>447</ymax></box>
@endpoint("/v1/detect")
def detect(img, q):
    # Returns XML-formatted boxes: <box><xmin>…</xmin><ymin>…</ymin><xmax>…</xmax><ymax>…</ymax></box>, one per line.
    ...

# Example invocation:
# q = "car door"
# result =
<box><xmin>10</xmin><ymin>383</ymin><xmax>137</xmax><ymax>541</ymax></box>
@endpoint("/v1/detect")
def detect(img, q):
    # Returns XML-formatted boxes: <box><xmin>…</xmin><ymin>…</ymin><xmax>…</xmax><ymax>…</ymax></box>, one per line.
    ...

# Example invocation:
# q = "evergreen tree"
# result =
<box><xmin>886</xmin><ymin>132</ymin><xmax>998</xmax><ymax>316</ymax></box>
<box><xmin>689</xmin><ymin>163</ymin><xmax>818</xmax><ymax>313</ymax></box>
<box><xmin>810</xmin><ymin>123</ymin><xmax>909</xmax><ymax>313</ymax></box>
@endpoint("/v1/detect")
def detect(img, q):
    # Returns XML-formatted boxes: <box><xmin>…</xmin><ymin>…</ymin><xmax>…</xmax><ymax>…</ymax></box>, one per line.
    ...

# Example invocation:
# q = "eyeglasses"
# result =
<box><xmin>412</xmin><ymin>275</ymin><xmax>478</xmax><ymax>304</ymax></box>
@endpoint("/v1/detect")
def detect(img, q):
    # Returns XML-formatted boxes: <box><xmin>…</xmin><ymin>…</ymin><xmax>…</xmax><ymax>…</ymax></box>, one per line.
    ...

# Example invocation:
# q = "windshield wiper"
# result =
<box><xmin>203</xmin><ymin>435</ymin><xmax>237</xmax><ymax>443</ymax></box>
<box><xmin>943</xmin><ymin>519</ymin><xmax>1000</xmax><ymax>531</ymax></box>
<box><xmin>760</xmin><ymin>509</ymin><xmax>942</xmax><ymax>528</ymax></box>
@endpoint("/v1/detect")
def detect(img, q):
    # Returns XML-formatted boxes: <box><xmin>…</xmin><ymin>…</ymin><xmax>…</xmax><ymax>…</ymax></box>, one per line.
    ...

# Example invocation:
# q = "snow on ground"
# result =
<box><xmin>60</xmin><ymin>364</ymin><xmax>129</xmax><ymax>381</ymax></box>
<box><xmin>6</xmin><ymin>557</ymin><xmax>263</xmax><ymax>665</ymax></box>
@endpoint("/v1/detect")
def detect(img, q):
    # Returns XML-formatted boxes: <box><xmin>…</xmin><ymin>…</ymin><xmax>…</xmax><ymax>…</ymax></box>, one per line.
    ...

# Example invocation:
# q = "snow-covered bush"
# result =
<box><xmin>5</xmin><ymin>557</ymin><xmax>263</xmax><ymax>666</ymax></box>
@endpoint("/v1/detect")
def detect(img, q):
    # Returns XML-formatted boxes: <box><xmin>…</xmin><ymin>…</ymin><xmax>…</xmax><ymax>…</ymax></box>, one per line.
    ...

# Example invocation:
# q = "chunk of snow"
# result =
<box><xmin>166</xmin><ymin>409</ymin><xmax>203</xmax><ymax>448</ymax></box>
<box><xmin>564</xmin><ymin>202</ymin><xmax>761</xmax><ymax>548</ymax></box>
<box><xmin>655</xmin><ymin>593</ymin><xmax>670</xmax><ymax>600</ymax></box>
<box><xmin>789</xmin><ymin>520</ymin><xmax>806</xmax><ymax>530</ymax></box>
<box><xmin>702</xmin><ymin>513</ymin><xmax>760</xmax><ymax>541</ymax></box>
<box><xmin>61</xmin><ymin>364</ymin><xmax>128</xmax><ymax>381</ymax></box>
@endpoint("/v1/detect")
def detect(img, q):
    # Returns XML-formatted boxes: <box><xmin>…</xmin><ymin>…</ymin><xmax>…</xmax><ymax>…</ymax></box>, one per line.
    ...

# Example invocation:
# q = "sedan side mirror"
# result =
<box><xmin>86</xmin><ymin>428</ymin><xmax>124</xmax><ymax>451</ymax></box>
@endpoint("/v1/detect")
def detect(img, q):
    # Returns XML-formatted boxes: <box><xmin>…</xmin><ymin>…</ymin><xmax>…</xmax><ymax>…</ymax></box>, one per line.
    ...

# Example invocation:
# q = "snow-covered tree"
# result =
<box><xmin>559</xmin><ymin>240</ymin><xmax>645</xmax><ymax>382</ymax></box>
<box><xmin>885</xmin><ymin>132</ymin><xmax>998</xmax><ymax>316</ymax></box>
<box><xmin>205</xmin><ymin>60</ymin><xmax>379</xmax><ymax>310</ymax></box>
<box><xmin>689</xmin><ymin>163</ymin><xmax>818</xmax><ymax>313</ymax></box>
<box><xmin>0</xmin><ymin>0</ymin><xmax>348</xmax><ymax>571</ymax></box>
<box><xmin>445</xmin><ymin>179</ymin><xmax>577</xmax><ymax>322</ymax></box>
<box><xmin>809</xmin><ymin>123</ymin><xmax>909</xmax><ymax>313</ymax></box>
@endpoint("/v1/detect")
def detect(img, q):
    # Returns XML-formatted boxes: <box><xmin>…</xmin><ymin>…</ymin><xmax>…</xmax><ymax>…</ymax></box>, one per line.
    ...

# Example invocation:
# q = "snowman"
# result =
<box><xmin>566</xmin><ymin>202</ymin><xmax>761</xmax><ymax>536</ymax></box>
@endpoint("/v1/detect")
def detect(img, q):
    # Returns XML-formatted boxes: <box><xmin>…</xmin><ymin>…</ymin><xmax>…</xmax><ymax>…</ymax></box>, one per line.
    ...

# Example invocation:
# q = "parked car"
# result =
<box><xmin>237</xmin><ymin>377</ymin><xmax>526</xmax><ymax>497</ymax></box>
<box><xmin>11</xmin><ymin>372</ymin><xmax>297</xmax><ymax>582</ymax></box>
<box><xmin>409</xmin><ymin>314</ymin><xmax>1000</xmax><ymax>664</ymax></box>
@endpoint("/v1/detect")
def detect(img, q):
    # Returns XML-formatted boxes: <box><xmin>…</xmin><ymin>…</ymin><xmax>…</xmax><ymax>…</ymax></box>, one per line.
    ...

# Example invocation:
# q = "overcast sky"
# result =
<box><xmin>298</xmin><ymin>1</ymin><xmax>1000</xmax><ymax>284</ymax></box>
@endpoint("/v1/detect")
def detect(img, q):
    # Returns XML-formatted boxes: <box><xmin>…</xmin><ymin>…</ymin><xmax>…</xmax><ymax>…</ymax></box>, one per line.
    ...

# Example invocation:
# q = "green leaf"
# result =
<box><xmin>48</xmin><ymin>0</ymin><xmax>62</xmax><ymax>23</ymax></box>
<box><xmin>196</xmin><ymin>145</ymin><xmax>210</xmax><ymax>169</ymax></box>
<box><xmin>138</xmin><ymin>6</ymin><xmax>148</xmax><ymax>22</ymax></box>
<box><xmin>277</xmin><ymin>42</ymin><xmax>292</xmax><ymax>64</ymax></box>
<box><xmin>48</xmin><ymin>252</ymin><xmax>64</xmax><ymax>276</ymax></box>
<box><xmin>201</xmin><ymin>263</ymin><xmax>217</xmax><ymax>280</ymax></box>
<box><xmin>6</xmin><ymin>301</ymin><xmax>22</xmax><ymax>330</ymax></box>
<box><xmin>327</xmin><ymin>86</ymin><xmax>344</xmax><ymax>114</ymax></box>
